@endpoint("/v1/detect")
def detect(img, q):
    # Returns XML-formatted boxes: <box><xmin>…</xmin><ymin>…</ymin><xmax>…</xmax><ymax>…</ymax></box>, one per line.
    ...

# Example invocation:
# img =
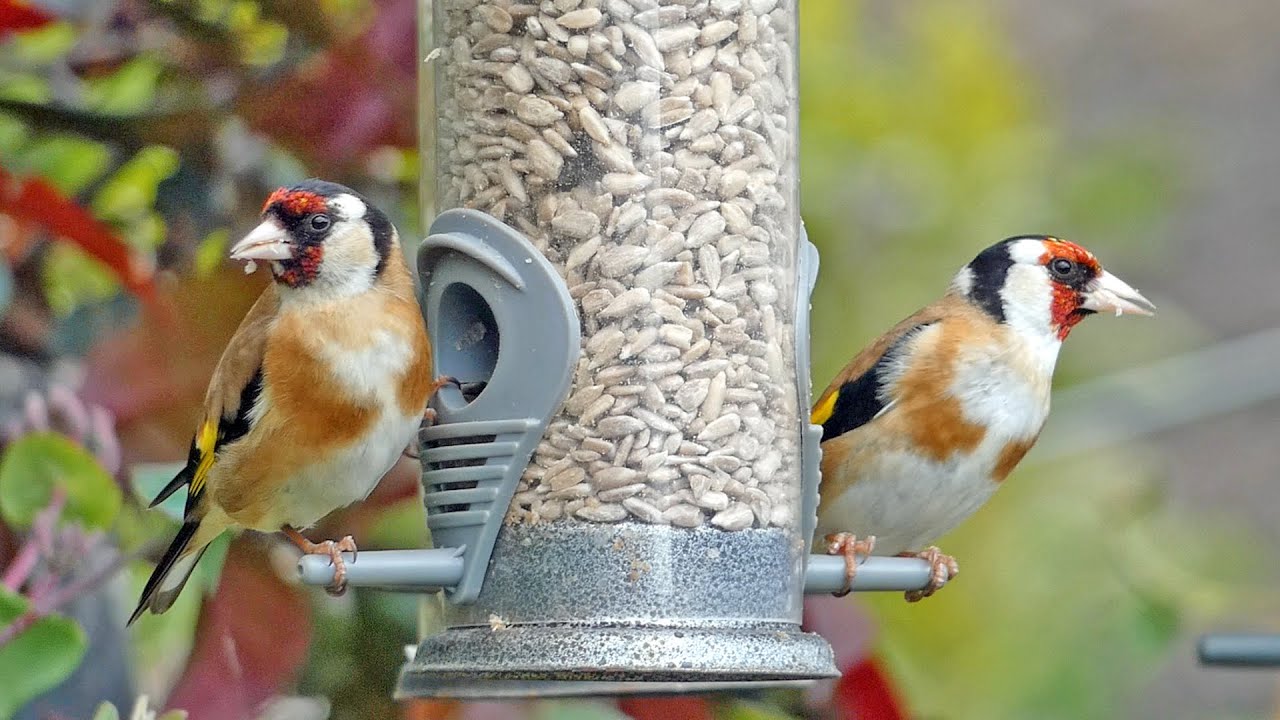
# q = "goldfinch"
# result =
<box><xmin>129</xmin><ymin>180</ymin><xmax>452</xmax><ymax>624</ymax></box>
<box><xmin>812</xmin><ymin>236</ymin><xmax>1155</xmax><ymax>601</ymax></box>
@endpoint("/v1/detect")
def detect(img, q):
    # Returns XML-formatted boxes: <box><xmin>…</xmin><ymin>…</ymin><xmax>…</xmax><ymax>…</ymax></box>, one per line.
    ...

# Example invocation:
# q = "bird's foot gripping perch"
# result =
<box><xmin>283</xmin><ymin>525</ymin><xmax>357</xmax><ymax>596</ymax></box>
<box><xmin>824</xmin><ymin>532</ymin><xmax>877</xmax><ymax>597</ymax></box>
<box><xmin>898</xmin><ymin>546</ymin><xmax>958</xmax><ymax>602</ymax></box>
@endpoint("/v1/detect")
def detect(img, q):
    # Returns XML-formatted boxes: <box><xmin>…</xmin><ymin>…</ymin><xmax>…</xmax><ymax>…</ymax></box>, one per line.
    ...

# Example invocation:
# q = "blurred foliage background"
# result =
<box><xmin>0</xmin><ymin>0</ymin><xmax>1275</xmax><ymax>719</ymax></box>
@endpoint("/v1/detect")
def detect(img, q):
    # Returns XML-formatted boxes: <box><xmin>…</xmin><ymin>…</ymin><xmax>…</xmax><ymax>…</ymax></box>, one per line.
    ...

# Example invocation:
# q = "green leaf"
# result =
<box><xmin>41</xmin><ymin>244</ymin><xmax>122</xmax><ymax>318</ymax></box>
<box><xmin>17</xmin><ymin>135</ymin><xmax>111</xmax><ymax>196</ymax></box>
<box><xmin>0</xmin><ymin>73</ymin><xmax>50</xmax><ymax>104</ymax></box>
<box><xmin>0</xmin><ymin>432</ymin><xmax>121</xmax><ymax>531</ymax></box>
<box><xmin>364</xmin><ymin>497</ymin><xmax>428</xmax><ymax>550</ymax></box>
<box><xmin>129</xmin><ymin>462</ymin><xmax>188</xmax><ymax>523</ymax></box>
<box><xmin>0</xmin><ymin>113</ymin><xmax>30</xmax><ymax>158</ymax></box>
<box><xmin>84</xmin><ymin>57</ymin><xmax>164</xmax><ymax>114</ymax></box>
<box><xmin>0</xmin><ymin>589</ymin><xmax>87</xmax><ymax>719</ymax></box>
<box><xmin>1129</xmin><ymin>591</ymin><xmax>1181</xmax><ymax>655</ymax></box>
<box><xmin>130</xmin><ymin>212</ymin><xmax>168</xmax><ymax>250</ymax></box>
<box><xmin>717</xmin><ymin>701</ymin><xmax>796</xmax><ymax>720</ymax></box>
<box><xmin>157</xmin><ymin>711</ymin><xmax>189</xmax><ymax>720</ymax></box>
<box><xmin>6</xmin><ymin>23</ymin><xmax>77</xmax><ymax>64</ymax></box>
<box><xmin>92</xmin><ymin>145</ymin><xmax>180</xmax><ymax>223</ymax></box>
<box><xmin>91</xmin><ymin>701</ymin><xmax>121</xmax><ymax>720</ymax></box>
<box><xmin>194</xmin><ymin>229</ymin><xmax>230</xmax><ymax>276</ymax></box>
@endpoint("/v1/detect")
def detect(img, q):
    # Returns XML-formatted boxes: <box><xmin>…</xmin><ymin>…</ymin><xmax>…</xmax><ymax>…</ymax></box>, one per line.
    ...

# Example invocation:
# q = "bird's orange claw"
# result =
<box><xmin>430</xmin><ymin>375</ymin><xmax>461</xmax><ymax>396</ymax></box>
<box><xmin>898</xmin><ymin>546</ymin><xmax>959</xmax><ymax>602</ymax></box>
<box><xmin>824</xmin><ymin>532</ymin><xmax>876</xmax><ymax>597</ymax></box>
<box><xmin>283</xmin><ymin>526</ymin><xmax>358</xmax><ymax>596</ymax></box>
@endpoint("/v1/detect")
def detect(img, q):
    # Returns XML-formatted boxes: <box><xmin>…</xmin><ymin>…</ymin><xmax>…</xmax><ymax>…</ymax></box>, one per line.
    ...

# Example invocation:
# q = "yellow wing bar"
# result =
<box><xmin>189</xmin><ymin>421</ymin><xmax>218</xmax><ymax>496</ymax></box>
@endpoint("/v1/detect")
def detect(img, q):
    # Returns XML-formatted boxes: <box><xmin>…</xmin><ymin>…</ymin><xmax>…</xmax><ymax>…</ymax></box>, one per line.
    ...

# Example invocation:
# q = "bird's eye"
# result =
<box><xmin>307</xmin><ymin>214</ymin><xmax>331</xmax><ymax>232</ymax></box>
<box><xmin>1050</xmin><ymin>258</ymin><xmax>1075</xmax><ymax>278</ymax></box>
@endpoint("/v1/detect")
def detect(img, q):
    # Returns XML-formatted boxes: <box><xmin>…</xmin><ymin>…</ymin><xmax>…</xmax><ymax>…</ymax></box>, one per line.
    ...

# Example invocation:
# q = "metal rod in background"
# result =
<box><xmin>1198</xmin><ymin>634</ymin><xmax>1280</xmax><ymax>667</ymax></box>
<box><xmin>299</xmin><ymin>548</ymin><xmax>939</xmax><ymax>595</ymax></box>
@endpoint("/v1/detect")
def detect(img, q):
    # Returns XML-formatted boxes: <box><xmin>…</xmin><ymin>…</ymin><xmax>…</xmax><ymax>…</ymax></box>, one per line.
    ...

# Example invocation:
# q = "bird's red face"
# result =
<box><xmin>256</xmin><ymin>188</ymin><xmax>331</xmax><ymax>287</ymax></box>
<box><xmin>1039</xmin><ymin>238</ymin><xmax>1104</xmax><ymax>339</ymax></box>
<box><xmin>1036</xmin><ymin>237</ymin><xmax>1155</xmax><ymax>339</ymax></box>
<box><xmin>959</xmin><ymin>235</ymin><xmax>1155</xmax><ymax>341</ymax></box>
<box><xmin>229</xmin><ymin>180</ymin><xmax>395</xmax><ymax>292</ymax></box>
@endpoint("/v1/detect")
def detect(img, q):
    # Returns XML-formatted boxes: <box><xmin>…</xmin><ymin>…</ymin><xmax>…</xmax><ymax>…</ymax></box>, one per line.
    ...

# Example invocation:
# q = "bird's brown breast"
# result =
<box><xmin>211</xmin><ymin>260</ymin><xmax>432</xmax><ymax>525</ymax></box>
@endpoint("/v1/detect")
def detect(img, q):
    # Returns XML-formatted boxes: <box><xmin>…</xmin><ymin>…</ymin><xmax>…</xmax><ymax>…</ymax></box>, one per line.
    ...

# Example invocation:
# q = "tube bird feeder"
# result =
<box><xmin>297</xmin><ymin>0</ymin><xmax>946</xmax><ymax>699</ymax></box>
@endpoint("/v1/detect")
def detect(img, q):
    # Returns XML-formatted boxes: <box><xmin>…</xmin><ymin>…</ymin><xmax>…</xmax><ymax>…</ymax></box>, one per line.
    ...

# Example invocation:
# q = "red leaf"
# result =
<box><xmin>834</xmin><ymin>657</ymin><xmax>908</xmax><ymax>720</ymax></box>
<box><xmin>163</xmin><ymin>536</ymin><xmax>313</xmax><ymax>720</ymax></box>
<box><xmin>617</xmin><ymin>696</ymin><xmax>714</xmax><ymax>720</ymax></box>
<box><xmin>0</xmin><ymin>165</ymin><xmax>158</xmax><ymax>304</ymax></box>
<box><xmin>401</xmin><ymin>699</ymin><xmax>461</xmax><ymax>720</ymax></box>
<box><xmin>0</xmin><ymin>0</ymin><xmax>54</xmax><ymax>35</ymax></box>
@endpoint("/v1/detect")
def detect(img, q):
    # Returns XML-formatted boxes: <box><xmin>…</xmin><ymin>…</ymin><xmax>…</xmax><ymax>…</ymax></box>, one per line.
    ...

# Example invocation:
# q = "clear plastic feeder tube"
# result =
<box><xmin>411</xmin><ymin>0</ymin><xmax>825</xmax><ymax>690</ymax></box>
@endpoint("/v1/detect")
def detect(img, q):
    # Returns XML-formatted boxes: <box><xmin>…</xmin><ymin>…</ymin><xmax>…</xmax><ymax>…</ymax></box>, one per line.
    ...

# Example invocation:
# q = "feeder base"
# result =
<box><xmin>396</xmin><ymin>623</ymin><xmax>837</xmax><ymax>699</ymax></box>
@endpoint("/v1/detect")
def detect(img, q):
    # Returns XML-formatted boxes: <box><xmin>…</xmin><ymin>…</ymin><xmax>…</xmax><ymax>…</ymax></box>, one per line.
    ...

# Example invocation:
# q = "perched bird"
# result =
<box><xmin>129</xmin><ymin>180</ymin><xmax>453</xmax><ymax>624</ymax></box>
<box><xmin>812</xmin><ymin>236</ymin><xmax>1155</xmax><ymax>601</ymax></box>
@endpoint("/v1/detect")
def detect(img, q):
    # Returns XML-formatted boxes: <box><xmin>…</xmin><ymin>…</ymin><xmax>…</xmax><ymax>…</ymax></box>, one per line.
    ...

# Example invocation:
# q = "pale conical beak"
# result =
<box><xmin>229</xmin><ymin>220</ymin><xmax>292</xmax><ymax>261</ymax></box>
<box><xmin>1080</xmin><ymin>270</ymin><xmax>1157</xmax><ymax>317</ymax></box>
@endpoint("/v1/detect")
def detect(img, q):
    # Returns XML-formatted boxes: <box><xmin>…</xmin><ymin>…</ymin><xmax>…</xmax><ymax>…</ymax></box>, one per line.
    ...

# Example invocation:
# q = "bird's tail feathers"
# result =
<box><xmin>128</xmin><ymin>519</ymin><xmax>214</xmax><ymax>625</ymax></box>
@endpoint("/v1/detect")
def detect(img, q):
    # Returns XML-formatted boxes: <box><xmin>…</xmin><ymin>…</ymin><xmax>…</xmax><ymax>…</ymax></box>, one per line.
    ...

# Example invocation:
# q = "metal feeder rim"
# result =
<box><xmin>392</xmin><ymin>678</ymin><xmax>820</xmax><ymax>699</ymax></box>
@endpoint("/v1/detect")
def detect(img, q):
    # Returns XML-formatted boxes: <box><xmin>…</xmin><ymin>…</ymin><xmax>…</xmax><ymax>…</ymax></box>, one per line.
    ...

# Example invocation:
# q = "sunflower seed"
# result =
<box><xmin>575</xmin><ymin>503</ymin><xmax>628</xmax><ymax>522</ymax></box>
<box><xmin>557</xmin><ymin>7</ymin><xmax>603</xmax><ymax>30</ymax></box>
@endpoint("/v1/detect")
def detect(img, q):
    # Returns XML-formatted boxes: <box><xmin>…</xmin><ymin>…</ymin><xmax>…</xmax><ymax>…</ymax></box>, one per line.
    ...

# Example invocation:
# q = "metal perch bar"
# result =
<box><xmin>802</xmin><ymin>554</ymin><xmax>941</xmax><ymax>593</ymax></box>
<box><xmin>298</xmin><ymin>549</ymin><xmax>941</xmax><ymax>595</ymax></box>
<box><xmin>298</xmin><ymin>548</ymin><xmax>465</xmax><ymax>591</ymax></box>
<box><xmin>1198</xmin><ymin>634</ymin><xmax>1280</xmax><ymax>667</ymax></box>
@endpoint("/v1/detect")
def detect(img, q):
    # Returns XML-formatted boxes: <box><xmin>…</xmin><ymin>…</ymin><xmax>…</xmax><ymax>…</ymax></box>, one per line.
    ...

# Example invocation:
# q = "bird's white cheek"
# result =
<box><xmin>278</xmin><ymin>223</ymin><xmax>378</xmax><ymax>302</ymax></box>
<box><xmin>328</xmin><ymin>193</ymin><xmax>367</xmax><ymax>220</ymax></box>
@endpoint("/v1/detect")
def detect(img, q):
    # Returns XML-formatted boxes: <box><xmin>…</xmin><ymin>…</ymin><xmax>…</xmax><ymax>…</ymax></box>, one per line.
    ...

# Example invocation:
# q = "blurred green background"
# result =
<box><xmin>0</xmin><ymin>0</ymin><xmax>1276</xmax><ymax>719</ymax></box>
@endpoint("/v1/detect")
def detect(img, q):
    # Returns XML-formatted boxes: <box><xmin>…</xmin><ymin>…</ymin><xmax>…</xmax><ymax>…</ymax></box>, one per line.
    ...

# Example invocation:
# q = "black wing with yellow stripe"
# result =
<box><xmin>148</xmin><ymin>369</ymin><xmax>263</xmax><ymax>517</ymax></box>
<box><xmin>811</xmin><ymin>321</ymin><xmax>937</xmax><ymax>442</ymax></box>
